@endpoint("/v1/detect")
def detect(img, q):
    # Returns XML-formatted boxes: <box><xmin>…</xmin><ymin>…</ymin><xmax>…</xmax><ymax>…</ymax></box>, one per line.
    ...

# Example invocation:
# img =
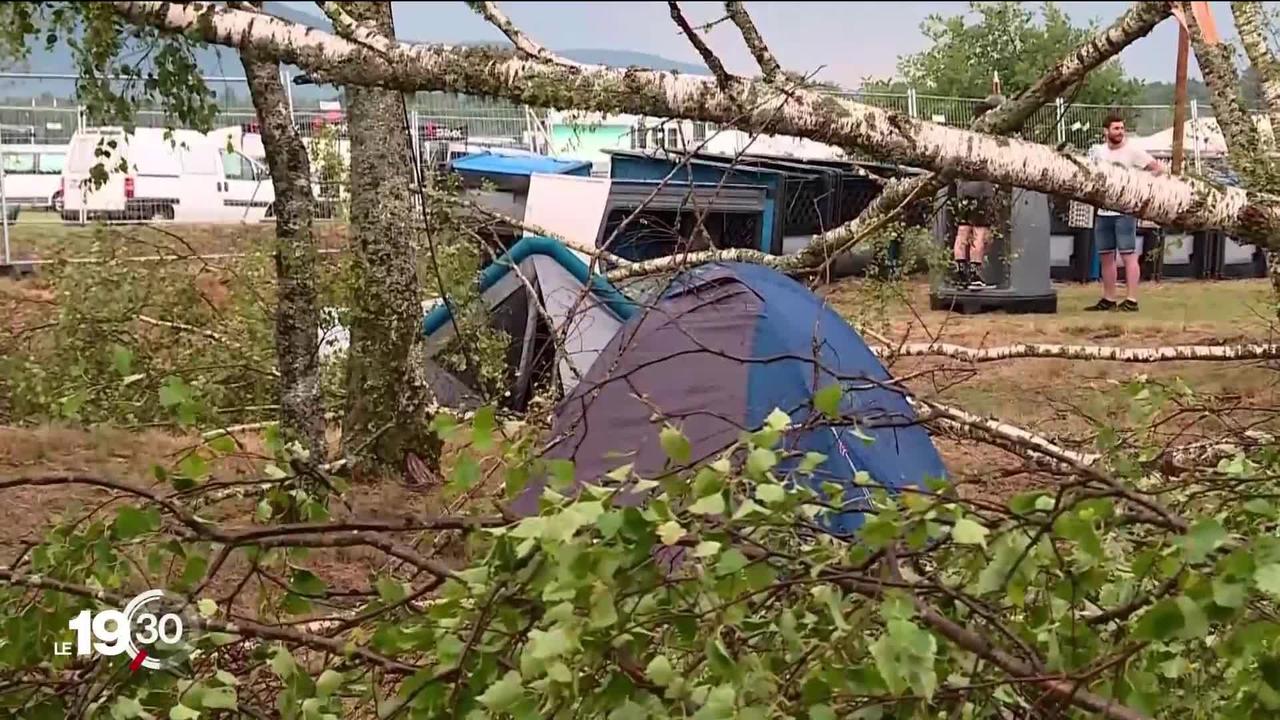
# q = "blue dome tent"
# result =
<box><xmin>514</xmin><ymin>261</ymin><xmax>949</xmax><ymax>536</ymax></box>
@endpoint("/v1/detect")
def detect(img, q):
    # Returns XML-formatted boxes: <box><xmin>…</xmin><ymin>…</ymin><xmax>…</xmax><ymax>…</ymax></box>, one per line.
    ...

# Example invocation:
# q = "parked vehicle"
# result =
<box><xmin>0</xmin><ymin>143</ymin><xmax>67</xmax><ymax>219</ymax></box>
<box><xmin>60</xmin><ymin>126</ymin><xmax>274</xmax><ymax>224</ymax></box>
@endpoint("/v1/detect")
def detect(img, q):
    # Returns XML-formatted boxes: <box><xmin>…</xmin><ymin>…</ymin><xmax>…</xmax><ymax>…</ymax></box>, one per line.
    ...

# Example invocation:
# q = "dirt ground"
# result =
<box><xmin>3</xmin><ymin>231</ymin><xmax>1278</xmax><ymax>601</ymax></box>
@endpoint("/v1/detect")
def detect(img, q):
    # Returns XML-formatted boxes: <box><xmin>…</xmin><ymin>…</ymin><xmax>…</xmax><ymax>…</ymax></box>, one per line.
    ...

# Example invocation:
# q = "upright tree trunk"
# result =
<box><xmin>240</xmin><ymin>29</ymin><xmax>325</xmax><ymax>460</ymax></box>
<box><xmin>339</xmin><ymin>1</ymin><xmax>439</xmax><ymax>477</ymax></box>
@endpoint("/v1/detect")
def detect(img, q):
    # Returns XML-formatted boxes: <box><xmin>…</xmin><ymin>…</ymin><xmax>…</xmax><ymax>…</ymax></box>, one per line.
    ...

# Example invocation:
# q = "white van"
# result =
<box><xmin>1</xmin><ymin>144</ymin><xmax>67</xmax><ymax>217</ymax></box>
<box><xmin>60</xmin><ymin>126</ymin><xmax>274</xmax><ymax>224</ymax></box>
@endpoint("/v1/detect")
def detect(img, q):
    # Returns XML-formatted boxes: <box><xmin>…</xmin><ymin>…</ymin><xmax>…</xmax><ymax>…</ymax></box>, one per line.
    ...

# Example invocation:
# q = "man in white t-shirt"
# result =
<box><xmin>1085</xmin><ymin>113</ymin><xmax>1163</xmax><ymax>312</ymax></box>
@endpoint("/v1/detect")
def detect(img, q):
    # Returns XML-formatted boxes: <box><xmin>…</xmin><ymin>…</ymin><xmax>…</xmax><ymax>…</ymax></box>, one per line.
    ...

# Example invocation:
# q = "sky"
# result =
<box><xmin>279</xmin><ymin>1</ymin><xmax>1243</xmax><ymax>88</ymax></box>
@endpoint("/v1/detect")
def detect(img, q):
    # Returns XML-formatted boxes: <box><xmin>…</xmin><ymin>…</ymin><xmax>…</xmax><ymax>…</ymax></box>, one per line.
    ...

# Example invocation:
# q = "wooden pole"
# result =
<box><xmin>1171</xmin><ymin>23</ymin><xmax>1190</xmax><ymax>175</ymax></box>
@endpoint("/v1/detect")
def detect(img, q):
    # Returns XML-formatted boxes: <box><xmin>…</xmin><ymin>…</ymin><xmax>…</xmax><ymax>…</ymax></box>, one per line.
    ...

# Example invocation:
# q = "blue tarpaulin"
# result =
<box><xmin>449</xmin><ymin>152</ymin><xmax>592</xmax><ymax>177</ymax></box>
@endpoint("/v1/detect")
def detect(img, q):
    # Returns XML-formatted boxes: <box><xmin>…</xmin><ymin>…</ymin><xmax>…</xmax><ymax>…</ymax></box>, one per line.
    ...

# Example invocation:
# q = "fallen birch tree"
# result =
<box><xmin>873</xmin><ymin>341</ymin><xmax>1280</xmax><ymax>364</ymax></box>
<box><xmin>109</xmin><ymin>0</ymin><xmax>1280</xmax><ymax>251</ymax></box>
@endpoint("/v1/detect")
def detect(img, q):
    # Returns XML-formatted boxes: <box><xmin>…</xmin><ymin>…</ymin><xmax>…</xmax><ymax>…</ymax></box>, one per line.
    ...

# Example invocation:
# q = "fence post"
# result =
<box><xmin>282</xmin><ymin>69</ymin><xmax>294</xmax><ymax>121</ymax></box>
<box><xmin>907</xmin><ymin>87</ymin><xmax>918</xmax><ymax>118</ymax></box>
<box><xmin>1055</xmin><ymin>97</ymin><xmax>1066</xmax><ymax>145</ymax></box>
<box><xmin>1190</xmin><ymin>98</ymin><xmax>1202</xmax><ymax>173</ymax></box>
<box><xmin>410</xmin><ymin>108</ymin><xmax>421</xmax><ymax>177</ymax></box>
<box><xmin>1</xmin><ymin>148</ymin><xmax>10</xmax><ymax>268</ymax></box>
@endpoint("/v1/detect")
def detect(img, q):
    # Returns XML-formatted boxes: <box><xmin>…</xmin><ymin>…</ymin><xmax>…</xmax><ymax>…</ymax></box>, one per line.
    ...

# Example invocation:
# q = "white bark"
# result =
<box><xmin>1232</xmin><ymin>1</ymin><xmax>1280</xmax><ymax>148</ymax></box>
<box><xmin>875</xmin><ymin>342</ymin><xmax>1280</xmax><ymax>363</ymax></box>
<box><xmin>109</xmin><ymin>1</ymin><xmax>1280</xmax><ymax>245</ymax></box>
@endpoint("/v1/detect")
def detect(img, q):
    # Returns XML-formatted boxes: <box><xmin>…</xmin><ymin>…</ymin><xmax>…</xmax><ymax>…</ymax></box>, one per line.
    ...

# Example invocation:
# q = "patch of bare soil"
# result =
<box><xmin>0</xmin><ymin>424</ymin><xmax>478</xmax><ymax>622</ymax></box>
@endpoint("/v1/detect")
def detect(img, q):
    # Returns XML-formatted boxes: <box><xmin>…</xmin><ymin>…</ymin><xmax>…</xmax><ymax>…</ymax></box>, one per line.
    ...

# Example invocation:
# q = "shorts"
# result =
<box><xmin>954</xmin><ymin>195</ymin><xmax>994</xmax><ymax>228</ymax></box>
<box><xmin>1094</xmin><ymin>214</ymin><xmax>1137</xmax><ymax>254</ymax></box>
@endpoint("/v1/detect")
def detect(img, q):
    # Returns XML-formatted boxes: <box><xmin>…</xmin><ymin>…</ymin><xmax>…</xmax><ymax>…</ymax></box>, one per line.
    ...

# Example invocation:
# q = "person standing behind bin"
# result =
<box><xmin>1086</xmin><ymin>112</ymin><xmax>1163</xmax><ymax>312</ymax></box>
<box><xmin>949</xmin><ymin>95</ymin><xmax>1004</xmax><ymax>290</ymax></box>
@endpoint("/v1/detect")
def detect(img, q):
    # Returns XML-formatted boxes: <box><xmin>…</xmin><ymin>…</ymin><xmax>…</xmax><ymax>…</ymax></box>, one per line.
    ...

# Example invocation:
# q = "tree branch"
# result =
<box><xmin>1232</xmin><ymin>2</ymin><xmax>1280</xmax><ymax>146</ymax></box>
<box><xmin>1179</xmin><ymin>2</ymin><xmax>1263</xmax><ymax>162</ymax></box>
<box><xmin>873</xmin><ymin>341</ymin><xmax>1280</xmax><ymax>364</ymax></box>
<box><xmin>465</xmin><ymin>1</ymin><xmax>582</xmax><ymax>68</ymax></box>
<box><xmin>316</xmin><ymin>1</ymin><xmax>397</xmax><ymax>55</ymax></box>
<box><xmin>724</xmin><ymin>1</ymin><xmax>781</xmax><ymax>82</ymax></box>
<box><xmin>668</xmin><ymin>1</ymin><xmax>732</xmax><ymax>88</ymax></box>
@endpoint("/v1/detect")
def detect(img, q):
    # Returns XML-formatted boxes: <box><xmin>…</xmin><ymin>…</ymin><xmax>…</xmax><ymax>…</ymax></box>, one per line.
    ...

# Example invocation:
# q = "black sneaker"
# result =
<box><xmin>967</xmin><ymin>263</ymin><xmax>995</xmax><ymax>290</ymax></box>
<box><xmin>946</xmin><ymin>260</ymin><xmax>968</xmax><ymax>287</ymax></box>
<box><xmin>1084</xmin><ymin>298</ymin><xmax>1117</xmax><ymax>311</ymax></box>
<box><xmin>1118</xmin><ymin>298</ymin><xmax>1139</xmax><ymax>312</ymax></box>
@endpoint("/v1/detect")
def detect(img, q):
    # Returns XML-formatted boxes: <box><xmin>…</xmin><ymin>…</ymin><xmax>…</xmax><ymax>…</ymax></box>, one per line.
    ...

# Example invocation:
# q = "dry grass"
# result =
<box><xmin>823</xmin><ymin>277</ymin><xmax>1280</xmax><ymax>490</ymax></box>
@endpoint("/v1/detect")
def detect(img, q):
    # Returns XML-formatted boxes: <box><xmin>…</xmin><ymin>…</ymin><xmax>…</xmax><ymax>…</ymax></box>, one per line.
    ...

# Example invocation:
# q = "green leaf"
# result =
<box><xmin>1254</xmin><ymin>564</ymin><xmax>1280</xmax><ymax>599</ymax></box>
<box><xmin>814</xmin><ymin>383</ymin><xmax>842</xmax><ymax>418</ymax></box>
<box><xmin>590</xmin><ymin>586</ymin><xmax>619</xmax><ymax>628</ymax></box>
<box><xmin>450</xmin><ymin>455</ymin><xmax>481</xmax><ymax>491</ymax></box>
<box><xmin>609</xmin><ymin>701</ymin><xmax>649</xmax><ymax>720</ymax></box>
<box><xmin>746</xmin><ymin>448</ymin><xmax>777</xmax><ymax>477</ymax></box>
<box><xmin>646</xmin><ymin>654</ymin><xmax>674</xmax><ymax>686</ymax></box>
<box><xmin>542</xmin><ymin>458</ymin><xmax>575</xmax><ymax>492</ymax></box>
<box><xmin>756</xmin><ymin>483</ymin><xmax>787</xmax><ymax>505</ymax></box>
<box><xmin>694</xmin><ymin>540</ymin><xmax>721</xmax><ymax>558</ymax></box>
<box><xmin>159</xmin><ymin>376</ymin><xmax>190</xmax><ymax>408</ymax></box>
<box><xmin>316</xmin><ymin>669</ymin><xmax>344</xmax><ymax>699</ymax></box>
<box><xmin>214</xmin><ymin>670</ymin><xmax>238</xmax><ymax>686</ymax></box>
<box><xmin>111</xmin><ymin>345</ymin><xmax>134</xmax><ymax>376</ymax></box>
<box><xmin>597</xmin><ymin>511</ymin><xmax>624</xmax><ymax>539</ymax></box>
<box><xmin>529</xmin><ymin>627</ymin><xmax>571</xmax><ymax>660</ymax></box>
<box><xmin>206</xmin><ymin>434</ymin><xmax>236</xmax><ymax>455</ymax></box>
<box><xmin>290</xmin><ymin>570</ymin><xmax>327</xmax><ymax>597</ymax></box>
<box><xmin>716</xmin><ymin>549</ymin><xmax>749</xmax><ymax>576</ymax></box>
<box><xmin>168</xmin><ymin>705</ymin><xmax>200</xmax><ymax>720</ymax></box>
<box><xmin>688</xmin><ymin>493</ymin><xmax>725</xmax><ymax>516</ymax></box>
<box><xmin>376</xmin><ymin>575</ymin><xmax>408</xmax><ymax>604</ymax></box>
<box><xmin>1181</xmin><ymin>519</ymin><xmax>1227</xmax><ymax>563</ymax></box>
<box><xmin>113</xmin><ymin>506</ymin><xmax>160</xmax><ymax>540</ymax></box>
<box><xmin>657</xmin><ymin>521</ymin><xmax>685</xmax><ymax>546</ymax></box>
<box><xmin>659</xmin><ymin>425</ymin><xmax>692</xmax><ymax>464</ymax></box>
<box><xmin>799</xmin><ymin>452</ymin><xmax>827</xmax><ymax>474</ymax></box>
<box><xmin>178</xmin><ymin>453</ymin><xmax>208</xmax><ymax>482</ymax></box>
<box><xmin>809</xmin><ymin>705</ymin><xmax>837</xmax><ymax>720</ymax></box>
<box><xmin>951</xmin><ymin>517</ymin><xmax>989</xmax><ymax>547</ymax></box>
<box><xmin>111</xmin><ymin>697</ymin><xmax>144</xmax><ymax>720</ymax></box>
<box><xmin>197</xmin><ymin>598</ymin><xmax>217</xmax><ymax>618</ymax></box>
<box><xmin>1134</xmin><ymin>599</ymin><xmax>1184</xmax><ymax>641</ymax></box>
<box><xmin>200</xmin><ymin>686</ymin><xmax>237</xmax><ymax>710</ymax></box>
<box><xmin>471</xmin><ymin>406</ymin><xmax>496</xmax><ymax>451</ymax></box>
<box><xmin>478</xmin><ymin>670</ymin><xmax>524</xmax><ymax>712</ymax></box>
<box><xmin>765</xmin><ymin>407</ymin><xmax>792</xmax><ymax>431</ymax></box>
<box><xmin>1213</xmin><ymin>578</ymin><xmax>1246</xmax><ymax>609</ymax></box>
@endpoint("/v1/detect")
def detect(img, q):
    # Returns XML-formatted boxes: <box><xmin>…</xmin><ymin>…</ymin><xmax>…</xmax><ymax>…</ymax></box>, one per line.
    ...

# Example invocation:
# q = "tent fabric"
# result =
<box><xmin>515</xmin><ymin>262</ymin><xmax>948</xmax><ymax>536</ymax></box>
<box><xmin>420</xmin><ymin>236</ymin><xmax>634</xmax><ymax>407</ymax></box>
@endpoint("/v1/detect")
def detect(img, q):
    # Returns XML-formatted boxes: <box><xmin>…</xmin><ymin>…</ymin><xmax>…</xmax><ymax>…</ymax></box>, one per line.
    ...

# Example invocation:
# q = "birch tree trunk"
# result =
<box><xmin>240</xmin><ymin>28</ymin><xmax>325</xmax><ymax>460</ymax></box>
<box><xmin>338</xmin><ymin>1</ymin><xmax>439</xmax><ymax>476</ymax></box>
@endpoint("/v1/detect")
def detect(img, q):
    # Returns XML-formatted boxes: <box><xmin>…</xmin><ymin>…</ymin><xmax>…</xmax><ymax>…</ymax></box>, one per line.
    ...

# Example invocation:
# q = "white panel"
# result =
<box><xmin>521</xmin><ymin>174</ymin><xmax>611</xmax><ymax>264</ymax></box>
<box><xmin>530</xmin><ymin>255</ymin><xmax>623</xmax><ymax>392</ymax></box>
<box><xmin>1049</xmin><ymin>234</ymin><xmax>1074</xmax><ymax>266</ymax></box>
<box><xmin>1163</xmin><ymin>233</ymin><xmax>1193</xmax><ymax>265</ymax></box>
<box><xmin>1223</xmin><ymin>237</ymin><xmax>1256</xmax><ymax>264</ymax></box>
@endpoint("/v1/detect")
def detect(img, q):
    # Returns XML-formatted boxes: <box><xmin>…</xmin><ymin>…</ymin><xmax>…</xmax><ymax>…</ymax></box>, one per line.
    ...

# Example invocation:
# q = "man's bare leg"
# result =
<box><xmin>1100</xmin><ymin>251</ymin><xmax>1119</xmax><ymax>301</ymax></box>
<box><xmin>1122</xmin><ymin>251</ymin><xmax>1140</xmax><ymax>300</ymax></box>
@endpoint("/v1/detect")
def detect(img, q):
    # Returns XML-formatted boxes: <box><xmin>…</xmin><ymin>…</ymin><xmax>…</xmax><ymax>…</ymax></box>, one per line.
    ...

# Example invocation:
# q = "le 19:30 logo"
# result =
<box><xmin>54</xmin><ymin>589</ymin><xmax>199</xmax><ymax>672</ymax></box>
